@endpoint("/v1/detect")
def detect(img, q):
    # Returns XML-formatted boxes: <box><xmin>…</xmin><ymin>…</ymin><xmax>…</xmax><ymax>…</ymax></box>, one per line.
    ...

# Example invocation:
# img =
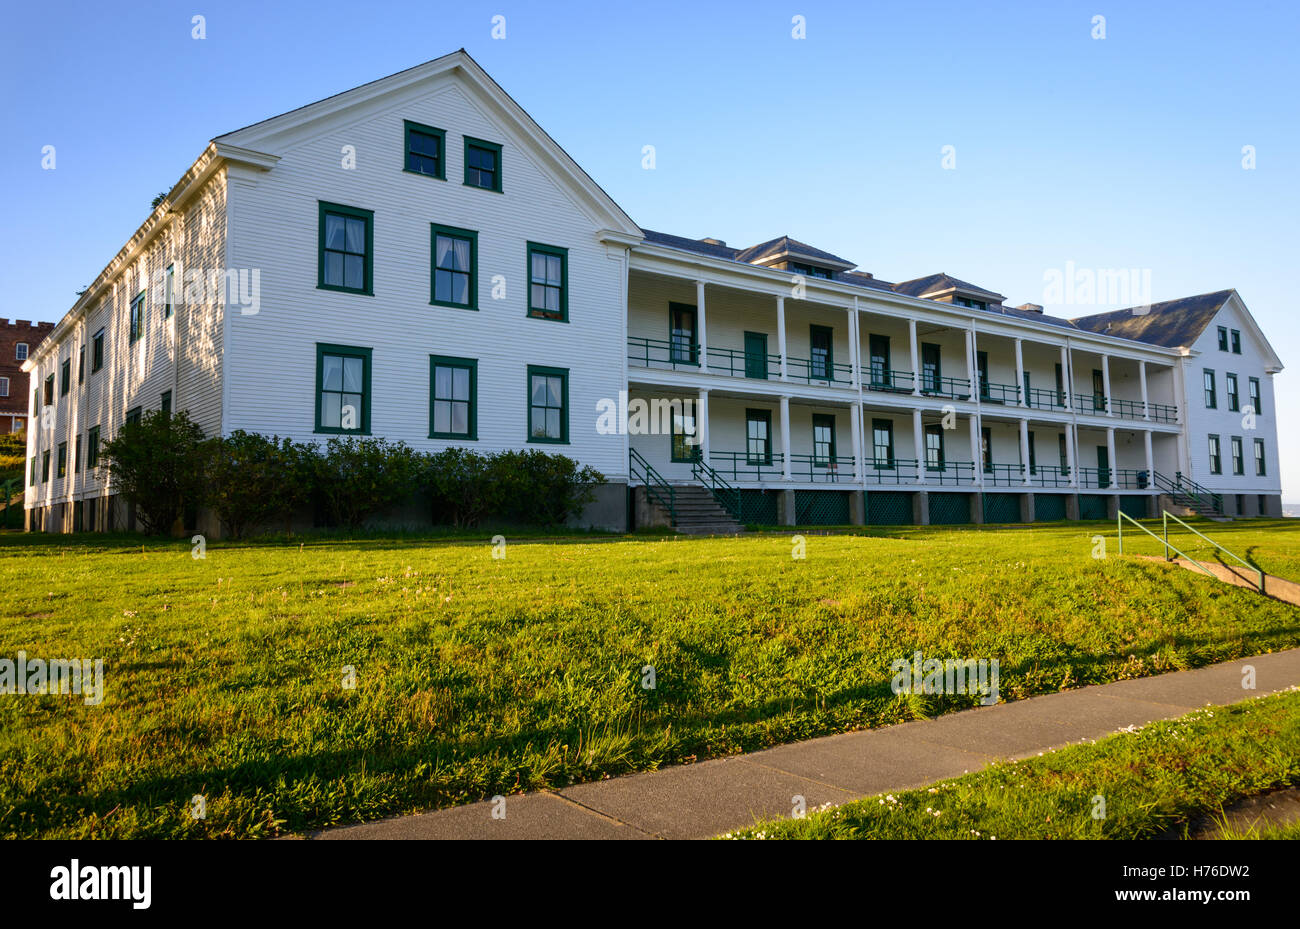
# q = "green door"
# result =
<box><xmin>744</xmin><ymin>331</ymin><xmax>768</xmax><ymax>379</ymax></box>
<box><xmin>1096</xmin><ymin>446</ymin><xmax>1110</xmax><ymax>489</ymax></box>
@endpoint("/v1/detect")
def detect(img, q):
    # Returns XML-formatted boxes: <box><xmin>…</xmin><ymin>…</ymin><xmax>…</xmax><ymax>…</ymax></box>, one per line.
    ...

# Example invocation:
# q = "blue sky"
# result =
<box><xmin>2</xmin><ymin>0</ymin><xmax>1297</xmax><ymax>497</ymax></box>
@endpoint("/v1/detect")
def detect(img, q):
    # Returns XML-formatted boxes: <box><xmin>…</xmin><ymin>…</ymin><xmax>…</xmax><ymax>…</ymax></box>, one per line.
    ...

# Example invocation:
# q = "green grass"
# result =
<box><xmin>722</xmin><ymin>689</ymin><xmax>1300</xmax><ymax>839</ymax></box>
<box><xmin>1</xmin><ymin>518</ymin><xmax>1298</xmax><ymax>839</ymax></box>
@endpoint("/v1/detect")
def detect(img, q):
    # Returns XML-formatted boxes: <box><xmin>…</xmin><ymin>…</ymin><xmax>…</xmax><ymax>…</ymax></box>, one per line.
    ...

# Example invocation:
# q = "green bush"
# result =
<box><xmin>425</xmin><ymin>447</ymin><xmax>497</xmax><ymax>528</ymax></box>
<box><xmin>205</xmin><ymin>431</ymin><xmax>315</xmax><ymax>539</ymax></box>
<box><xmin>312</xmin><ymin>437</ymin><xmax>421</xmax><ymax>530</ymax></box>
<box><xmin>100</xmin><ymin>411</ymin><xmax>207</xmax><ymax>534</ymax></box>
<box><xmin>422</xmin><ymin>448</ymin><xmax>604</xmax><ymax>528</ymax></box>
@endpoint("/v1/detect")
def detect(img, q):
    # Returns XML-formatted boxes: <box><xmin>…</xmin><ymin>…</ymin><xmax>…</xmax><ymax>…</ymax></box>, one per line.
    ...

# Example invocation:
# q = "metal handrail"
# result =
<box><xmin>1116</xmin><ymin>511</ymin><xmax>1218</xmax><ymax>583</ymax></box>
<box><xmin>629</xmin><ymin>448</ymin><xmax>676</xmax><ymax>523</ymax></box>
<box><xmin>1163</xmin><ymin>509</ymin><xmax>1264</xmax><ymax>592</ymax></box>
<box><xmin>691</xmin><ymin>456</ymin><xmax>741</xmax><ymax>521</ymax></box>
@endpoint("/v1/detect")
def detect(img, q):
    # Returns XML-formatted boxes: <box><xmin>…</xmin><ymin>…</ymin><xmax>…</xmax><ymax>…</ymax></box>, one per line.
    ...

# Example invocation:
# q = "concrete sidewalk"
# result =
<box><xmin>307</xmin><ymin>648</ymin><xmax>1300</xmax><ymax>840</ymax></box>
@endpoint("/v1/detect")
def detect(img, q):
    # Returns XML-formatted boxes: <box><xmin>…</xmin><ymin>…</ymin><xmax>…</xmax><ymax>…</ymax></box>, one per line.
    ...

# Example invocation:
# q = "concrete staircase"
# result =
<box><xmin>668</xmin><ymin>484</ymin><xmax>744</xmax><ymax>535</ymax></box>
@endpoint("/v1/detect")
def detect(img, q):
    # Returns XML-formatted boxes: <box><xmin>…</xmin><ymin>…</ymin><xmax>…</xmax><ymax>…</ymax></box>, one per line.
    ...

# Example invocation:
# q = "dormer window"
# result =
<box><xmin>954</xmin><ymin>296</ymin><xmax>988</xmax><ymax>311</ymax></box>
<box><xmin>787</xmin><ymin>261</ymin><xmax>832</xmax><ymax>279</ymax></box>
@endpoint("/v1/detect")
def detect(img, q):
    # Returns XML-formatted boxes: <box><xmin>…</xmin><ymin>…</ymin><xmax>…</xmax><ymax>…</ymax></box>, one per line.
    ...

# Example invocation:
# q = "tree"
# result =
<box><xmin>204</xmin><ymin>431</ymin><xmax>314</xmax><ymax>539</ymax></box>
<box><xmin>100</xmin><ymin>411</ymin><xmax>207</xmax><ymax>534</ymax></box>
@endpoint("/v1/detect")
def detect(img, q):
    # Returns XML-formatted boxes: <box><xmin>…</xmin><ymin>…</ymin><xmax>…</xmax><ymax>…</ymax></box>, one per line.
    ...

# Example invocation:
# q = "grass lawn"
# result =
<box><xmin>722</xmin><ymin>688</ymin><xmax>1300</xmax><ymax>839</ymax></box>
<box><xmin>1</xmin><ymin>518</ymin><xmax>1298</xmax><ymax>838</ymax></box>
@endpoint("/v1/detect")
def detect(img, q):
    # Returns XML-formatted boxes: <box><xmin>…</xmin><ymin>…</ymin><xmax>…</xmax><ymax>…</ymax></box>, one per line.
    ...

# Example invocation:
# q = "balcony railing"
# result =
<box><xmin>863</xmin><ymin>367</ymin><xmax>916</xmax><ymax>394</ymax></box>
<box><xmin>918</xmin><ymin>375</ymin><xmax>972</xmax><ymax>401</ymax></box>
<box><xmin>1030</xmin><ymin>465</ymin><xmax>1072</xmax><ymax>488</ymax></box>
<box><xmin>788</xmin><ymin>453</ymin><xmax>856</xmax><ymax>482</ymax></box>
<box><xmin>863</xmin><ymin>457</ymin><xmax>921</xmax><ymax>484</ymax></box>
<box><xmin>982</xmin><ymin>463</ymin><xmax>1026</xmax><ymax>486</ymax></box>
<box><xmin>787</xmin><ymin>356</ymin><xmax>854</xmax><ymax>385</ymax></box>
<box><xmin>977</xmin><ymin>379</ymin><xmax>1021</xmax><ymax>405</ymax></box>
<box><xmin>628</xmin><ymin>336</ymin><xmax>701</xmax><ymax>370</ymax></box>
<box><xmin>924</xmin><ymin>460</ymin><xmax>977</xmax><ymax>485</ymax></box>
<box><xmin>702</xmin><ymin>345</ymin><xmax>781</xmax><ymax>379</ymax></box>
<box><xmin>1025</xmin><ymin>387</ymin><xmax>1070</xmax><ymax>412</ymax></box>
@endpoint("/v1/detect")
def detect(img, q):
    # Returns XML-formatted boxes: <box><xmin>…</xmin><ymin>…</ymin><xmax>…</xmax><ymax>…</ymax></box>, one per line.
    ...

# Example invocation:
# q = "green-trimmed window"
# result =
<box><xmin>1208</xmin><ymin>434</ymin><xmax>1221</xmax><ymax>475</ymax></box>
<box><xmin>812</xmin><ymin>413</ymin><xmax>836</xmax><ymax>466</ymax></box>
<box><xmin>1255</xmin><ymin>439</ymin><xmax>1266</xmax><ymax>476</ymax></box>
<box><xmin>430</xmin><ymin>224</ymin><xmax>477</xmax><ymax>309</ymax></box>
<box><xmin>527</xmin><ymin>365</ymin><xmax>568</xmax><ymax>443</ymax></box>
<box><xmin>125</xmin><ymin>406</ymin><xmax>142</xmax><ymax>427</ymax></box>
<box><xmin>78</xmin><ymin>346</ymin><xmax>85</xmax><ymax>384</ymax></box>
<box><xmin>92</xmin><ymin>328</ymin><xmax>105</xmax><ymax>373</ymax></box>
<box><xmin>669</xmin><ymin>303</ymin><xmax>697</xmax><ymax>364</ymax></box>
<box><xmin>74</xmin><ymin>435</ymin><xmax>81</xmax><ymax>473</ymax></box>
<box><xmin>670</xmin><ymin>403</ymin><xmax>698</xmax><ymax>462</ymax></box>
<box><xmin>129</xmin><ymin>291</ymin><xmax>145</xmax><ymax>342</ymax></box>
<box><xmin>810</xmin><ymin>325</ymin><xmax>834</xmax><ymax>381</ymax></box>
<box><xmin>1226</xmin><ymin>373</ymin><xmax>1239</xmax><ymax>411</ymax></box>
<box><xmin>161</xmin><ymin>390</ymin><xmax>172</xmax><ymax>416</ymax></box>
<box><xmin>746</xmin><ymin>409</ymin><xmax>772</xmax><ymax>465</ymax></box>
<box><xmin>871</xmin><ymin>418</ymin><xmax>895</xmax><ymax>469</ymax></box>
<box><xmin>926</xmin><ymin>424</ymin><xmax>946</xmax><ymax>471</ymax></box>
<box><xmin>28</xmin><ymin>456</ymin><xmax>37</xmax><ymax>487</ymax></box>
<box><xmin>1249</xmin><ymin>377</ymin><xmax>1261</xmax><ymax>415</ymax></box>
<box><xmin>1203</xmin><ymin>369</ymin><xmax>1216</xmax><ymax>408</ymax></box>
<box><xmin>404</xmin><ymin>120</ymin><xmax>446</xmax><ymax>179</ymax></box>
<box><xmin>464</xmin><ymin>137</ymin><xmax>503</xmax><ymax>192</ymax></box>
<box><xmin>57</xmin><ymin>441</ymin><xmax>67</xmax><ymax>479</ymax></box>
<box><xmin>87</xmin><ymin>426</ymin><xmax>100</xmax><ymax>468</ymax></box>
<box><xmin>1231</xmin><ymin>330</ymin><xmax>1241</xmax><ymax>354</ymax></box>
<box><xmin>1027</xmin><ymin>430</ymin><xmax>1037</xmax><ymax>475</ymax></box>
<box><xmin>164</xmin><ymin>264</ymin><xmax>175</xmax><ymax>319</ymax></box>
<box><xmin>1217</xmin><ymin>326</ymin><xmax>1229</xmax><ymax>351</ymax></box>
<box><xmin>60</xmin><ymin>358</ymin><xmax>70</xmax><ymax>395</ymax></box>
<box><xmin>41</xmin><ymin>450</ymin><xmax>50</xmax><ymax>483</ymax></box>
<box><xmin>1230</xmin><ymin>436</ymin><xmax>1244</xmax><ymax>475</ymax></box>
<box><xmin>315</xmin><ymin>344</ymin><xmax>372</xmax><ymax>434</ymax></box>
<box><xmin>318</xmin><ymin>202</ymin><xmax>374</xmax><ymax>295</ymax></box>
<box><xmin>43</xmin><ymin>374</ymin><xmax>54</xmax><ymax>405</ymax></box>
<box><xmin>429</xmin><ymin>355</ymin><xmax>476</xmax><ymax>439</ymax></box>
<box><xmin>527</xmin><ymin>243</ymin><xmax>567</xmax><ymax>321</ymax></box>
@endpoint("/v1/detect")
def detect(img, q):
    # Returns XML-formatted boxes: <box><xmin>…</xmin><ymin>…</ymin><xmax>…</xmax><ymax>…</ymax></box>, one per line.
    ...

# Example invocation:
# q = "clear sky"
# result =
<box><xmin>2</xmin><ymin>0</ymin><xmax>1296</xmax><ymax>497</ymax></box>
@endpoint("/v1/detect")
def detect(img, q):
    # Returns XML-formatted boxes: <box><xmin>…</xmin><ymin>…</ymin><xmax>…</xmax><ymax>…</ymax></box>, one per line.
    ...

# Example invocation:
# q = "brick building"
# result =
<box><xmin>0</xmin><ymin>320</ymin><xmax>54</xmax><ymax>434</ymax></box>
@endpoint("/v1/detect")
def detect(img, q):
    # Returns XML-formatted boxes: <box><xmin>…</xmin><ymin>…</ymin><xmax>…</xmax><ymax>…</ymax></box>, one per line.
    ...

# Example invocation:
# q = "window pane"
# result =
<box><xmin>531</xmin><ymin>283</ymin><xmax>545</xmax><ymax>307</ymax></box>
<box><xmin>343</xmin><ymin>357</ymin><xmax>363</xmax><ymax>392</ymax></box>
<box><xmin>341</xmin><ymin>394</ymin><xmax>362</xmax><ymax>427</ymax></box>
<box><xmin>531</xmin><ymin>376</ymin><xmax>546</xmax><ymax>406</ymax></box>
<box><xmin>322</xmin><ymin>355</ymin><xmax>342</xmax><ymax>391</ymax></box>
<box><xmin>547</xmin><ymin>256</ymin><xmax>562</xmax><ymax>285</ymax></box>
<box><xmin>435</xmin><ymin>366</ymin><xmax>452</xmax><ymax>399</ymax></box>
<box><xmin>344</xmin><ymin>255</ymin><xmax>365</xmax><ymax>290</ymax></box>
<box><xmin>546</xmin><ymin>376</ymin><xmax>561</xmax><ymax>406</ymax></box>
<box><xmin>345</xmin><ymin>217</ymin><xmax>366</xmax><ymax>253</ymax></box>
<box><xmin>547</xmin><ymin>409</ymin><xmax>560</xmax><ymax>438</ymax></box>
<box><xmin>532</xmin><ymin>253</ymin><xmax>546</xmax><ymax>281</ymax></box>
<box><xmin>452</xmin><ymin>273</ymin><xmax>469</xmax><ymax>305</ymax></box>
<box><xmin>452</xmin><ymin>367</ymin><xmax>469</xmax><ymax>401</ymax></box>
<box><xmin>321</xmin><ymin>392</ymin><xmax>341</xmax><ymax>427</ymax></box>
<box><xmin>433</xmin><ymin>401</ymin><xmax>450</xmax><ymax>434</ymax></box>
<box><xmin>545</xmin><ymin>288</ymin><xmax>560</xmax><ymax>312</ymax></box>
<box><xmin>435</xmin><ymin>271</ymin><xmax>452</xmax><ymax>304</ymax></box>
<box><xmin>453</xmin><ymin>238</ymin><xmax>470</xmax><ymax>271</ymax></box>
<box><xmin>451</xmin><ymin>402</ymin><xmax>468</xmax><ymax>434</ymax></box>
<box><xmin>325</xmin><ymin>214</ymin><xmax>346</xmax><ymax>250</ymax></box>
<box><xmin>325</xmin><ymin>252</ymin><xmax>343</xmax><ymax>286</ymax></box>
<box><xmin>531</xmin><ymin>408</ymin><xmax>547</xmax><ymax>437</ymax></box>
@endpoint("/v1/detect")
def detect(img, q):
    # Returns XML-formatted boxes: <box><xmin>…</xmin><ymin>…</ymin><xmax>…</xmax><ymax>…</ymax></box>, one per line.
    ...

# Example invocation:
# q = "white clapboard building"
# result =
<box><xmin>22</xmin><ymin>51</ymin><xmax>1284</xmax><ymax>533</ymax></box>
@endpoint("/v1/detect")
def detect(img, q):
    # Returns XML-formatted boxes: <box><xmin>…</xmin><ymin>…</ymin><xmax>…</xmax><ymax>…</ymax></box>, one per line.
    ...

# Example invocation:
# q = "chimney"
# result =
<box><xmin>699</xmin><ymin>237</ymin><xmax>726</xmax><ymax>247</ymax></box>
<box><xmin>1017</xmin><ymin>303</ymin><xmax>1044</xmax><ymax>314</ymax></box>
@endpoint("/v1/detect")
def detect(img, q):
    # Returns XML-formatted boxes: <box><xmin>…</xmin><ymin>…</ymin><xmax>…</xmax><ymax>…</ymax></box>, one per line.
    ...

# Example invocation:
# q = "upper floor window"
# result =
<box><xmin>129</xmin><ymin>291</ymin><xmax>145</xmax><ymax>343</ymax></box>
<box><xmin>954</xmin><ymin>296</ymin><xmax>988</xmax><ymax>311</ymax></box>
<box><xmin>14</xmin><ymin>342</ymin><xmax>27</xmax><ymax>361</ymax></box>
<box><xmin>1225</xmin><ymin>373</ymin><xmax>1239</xmax><ymax>411</ymax></box>
<box><xmin>315</xmin><ymin>343</ymin><xmax>371</xmax><ymax>434</ymax></box>
<box><xmin>86</xmin><ymin>425</ymin><xmax>100</xmax><ymax>468</ymax></box>
<box><xmin>60</xmin><ymin>359</ymin><xmax>70</xmax><ymax>396</ymax></box>
<box><xmin>810</xmin><ymin>325</ymin><xmax>834</xmax><ymax>381</ymax></box>
<box><xmin>0</xmin><ymin>376</ymin><xmax>8</xmax><ymax>397</ymax></box>
<box><xmin>464</xmin><ymin>137</ymin><xmax>503</xmax><ymax>192</ymax></box>
<box><xmin>1255</xmin><ymin>439</ymin><xmax>1266</xmax><ymax>476</ymax></box>
<box><xmin>43</xmin><ymin>374</ymin><xmax>54</xmax><ymax>406</ymax></box>
<box><xmin>1217</xmin><ymin>326</ymin><xmax>1229</xmax><ymax>351</ymax></box>
<box><xmin>92</xmin><ymin>328</ymin><xmax>105</xmax><ymax>373</ymax></box>
<box><xmin>527</xmin><ymin>365</ymin><xmax>568</xmax><ymax>443</ymax></box>
<box><xmin>788</xmin><ymin>261</ymin><xmax>832</xmax><ymax>280</ymax></box>
<box><xmin>404</xmin><ymin>121</ymin><xmax>446</xmax><ymax>179</ymax></box>
<box><xmin>78</xmin><ymin>346</ymin><xmax>85</xmax><ymax>384</ymax></box>
<box><xmin>430</xmin><ymin>224</ymin><xmax>477</xmax><ymax>309</ymax></box>
<box><xmin>1249</xmin><ymin>377</ymin><xmax>1262</xmax><ymax>415</ymax></box>
<box><xmin>164</xmin><ymin>264</ymin><xmax>175</xmax><ymax>319</ymax></box>
<box><xmin>429</xmin><ymin>355</ymin><xmax>476</xmax><ymax>440</ymax></box>
<box><xmin>318</xmin><ymin>202</ymin><xmax>374</xmax><ymax>295</ymax></box>
<box><xmin>125</xmin><ymin>406</ymin><xmax>142</xmax><ymax>427</ymax></box>
<box><xmin>1230</xmin><ymin>436</ymin><xmax>1244</xmax><ymax>475</ymax></box>
<box><xmin>1208</xmin><ymin>434</ymin><xmax>1221</xmax><ymax>475</ymax></box>
<box><xmin>527</xmin><ymin>243</ymin><xmax>567</xmax><ymax>321</ymax></box>
<box><xmin>669</xmin><ymin>303</ymin><xmax>697</xmax><ymax>364</ymax></box>
<box><xmin>1231</xmin><ymin>329</ymin><xmax>1241</xmax><ymax>354</ymax></box>
<box><xmin>1203</xmin><ymin>369</ymin><xmax>1216</xmax><ymax>408</ymax></box>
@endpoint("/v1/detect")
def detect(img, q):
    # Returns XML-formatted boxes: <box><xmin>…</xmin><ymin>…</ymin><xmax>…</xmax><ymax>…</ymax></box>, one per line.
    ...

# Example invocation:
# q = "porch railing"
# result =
<box><xmin>787</xmin><ymin>453</ymin><xmax>856</xmax><ymax>482</ymax></box>
<box><xmin>918</xmin><ymin>376</ymin><xmax>972</xmax><ymax>401</ymax></box>
<box><xmin>977</xmin><ymin>379</ymin><xmax>1021</xmax><ymax>405</ymax></box>
<box><xmin>706</xmin><ymin>451</ymin><xmax>786</xmax><ymax>483</ymax></box>
<box><xmin>862</xmin><ymin>367</ymin><xmax>916</xmax><ymax>393</ymax></box>
<box><xmin>1026</xmin><ymin>387</ymin><xmax>1070</xmax><ymax>411</ymax></box>
<box><xmin>924</xmin><ymin>460</ymin><xmax>977</xmax><ymax>485</ymax></box>
<box><xmin>786</xmin><ymin>356</ymin><xmax>854</xmax><ymax>385</ymax></box>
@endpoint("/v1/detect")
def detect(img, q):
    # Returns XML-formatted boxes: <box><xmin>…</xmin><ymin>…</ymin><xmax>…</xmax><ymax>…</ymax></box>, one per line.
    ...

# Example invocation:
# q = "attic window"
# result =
<box><xmin>954</xmin><ymin>296</ymin><xmax>988</xmax><ymax>312</ymax></box>
<box><xmin>1231</xmin><ymin>329</ymin><xmax>1241</xmax><ymax>354</ymax></box>
<box><xmin>404</xmin><ymin>121</ymin><xmax>446</xmax><ymax>179</ymax></box>
<box><xmin>464</xmin><ymin>137</ymin><xmax>503</xmax><ymax>192</ymax></box>
<box><xmin>788</xmin><ymin>261</ymin><xmax>832</xmax><ymax>279</ymax></box>
<box><xmin>1217</xmin><ymin>326</ymin><xmax>1229</xmax><ymax>351</ymax></box>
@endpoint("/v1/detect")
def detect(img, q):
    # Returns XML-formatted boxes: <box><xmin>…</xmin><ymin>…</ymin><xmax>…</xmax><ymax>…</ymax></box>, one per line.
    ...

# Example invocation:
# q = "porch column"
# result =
<box><xmin>908</xmin><ymin>318</ymin><xmax>920</xmax><ymax>396</ymax></box>
<box><xmin>1102</xmin><ymin>354</ymin><xmax>1113</xmax><ymax>417</ymax></box>
<box><xmin>848</xmin><ymin>303</ymin><xmax>860</xmax><ymax>389</ymax></box>
<box><xmin>776</xmin><ymin>295</ymin><xmax>788</xmax><ymax>381</ymax></box>
<box><xmin>1014</xmin><ymin>338</ymin><xmax>1026</xmax><ymax>407</ymax></box>
<box><xmin>780</xmin><ymin>395</ymin><xmax>792</xmax><ymax>481</ymax></box>
<box><xmin>850</xmin><ymin>403</ymin><xmax>863</xmax><ymax>481</ymax></box>
<box><xmin>697</xmin><ymin>389</ymin><xmax>710</xmax><ymax>467</ymax></box>
<box><xmin>1066</xmin><ymin>425</ymin><xmax>1078</xmax><ymax>487</ymax></box>
<box><xmin>1059</xmin><ymin>344</ymin><xmax>1072</xmax><ymax>409</ymax></box>
<box><xmin>1106</xmin><ymin>427</ymin><xmax>1116</xmax><ymax>487</ymax></box>
<box><xmin>1019</xmin><ymin>418</ymin><xmax>1032</xmax><ymax>486</ymax></box>
<box><xmin>1144</xmin><ymin>430</ymin><xmax>1154</xmax><ymax>480</ymax></box>
<box><xmin>969</xmin><ymin>414</ymin><xmax>982</xmax><ymax>487</ymax></box>
<box><xmin>965</xmin><ymin>327</ymin><xmax>977</xmax><ymax>398</ymax></box>
<box><xmin>1139</xmin><ymin>360</ymin><xmax>1150</xmax><ymax>420</ymax></box>
<box><xmin>696</xmin><ymin>280</ymin><xmax>708</xmax><ymax>372</ymax></box>
<box><xmin>912</xmin><ymin>408</ymin><xmax>926</xmax><ymax>483</ymax></box>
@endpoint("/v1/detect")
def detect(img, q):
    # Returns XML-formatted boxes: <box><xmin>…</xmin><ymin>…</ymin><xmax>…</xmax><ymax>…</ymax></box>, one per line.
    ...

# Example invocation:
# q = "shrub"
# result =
<box><xmin>312</xmin><ymin>437</ymin><xmax>421</xmax><ymax>530</ymax></box>
<box><xmin>205</xmin><ymin>431</ymin><xmax>315</xmax><ymax>539</ymax></box>
<box><xmin>488</xmin><ymin>449</ymin><xmax>604</xmax><ymax>526</ymax></box>
<box><xmin>425</xmin><ymin>447</ymin><xmax>497</xmax><ymax>528</ymax></box>
<box><xmin>100</xmin><ymin>411</ymin><xmax>207</xmax><ymax>534</ymax></box>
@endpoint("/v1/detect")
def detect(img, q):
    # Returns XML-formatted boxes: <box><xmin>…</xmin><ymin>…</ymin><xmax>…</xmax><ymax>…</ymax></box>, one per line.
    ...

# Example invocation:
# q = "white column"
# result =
<box><xmin>1066</xmin><ymin>425</ymin><xmax>1078</xmax><ymax>487</ymax></box>
<box><xmin>965</xmin><ymin>328</ymin><xmax>977</xmax><ymax>398</ymax></box>
<box><xmin>1014</xmin><ymin>338</ymin><xmax>1026</xmax><ymax>407</ymax></box>
<box><xmin>1139</xmin><ymin>360</ymin><xmax>1150</xmax><ymax>420</ymax></box>
<box><xmin>908</xmin><ymin>318</ymin><xmax>920</xmax><ymax>395</ymax></box>
<box><xmin>776</xmin><ymin>296</ymin><xmax>788</xmax><ymax>381</ymax></box>
<box><xmin>848</xmin><ymin>304</ymin><xmax>860</xmax><ymax>389</ymax></box>
<box><xmin>1102</xmin><ymin>354</ymin><xmax>1113</xmax><ymax>417</ymax></box>
<box><xmin>697</xmin><ymin>389</ymin><xmax>710</xmax><ymax>466</ymax></box>
<box><xmin>1059</xmin><ymin>344</ymin><xmax>1071</xmax><ymax>409</ymax></box>
<box><xmin>780</xmin><ymin>395</ymin><xmax>792</xmax><ymax>480</ymax></box>
<box><xmin>912</xmin><ymin>408</ymin><xmax>926</xmax><ymax>483</ymax></box>
<box><xmin>1019</xmin><ymin>418</ymin><xmax>1032</xmax><ymax>486</ymax></box>
<box><xmin>695</xmin><ymin>280</ymin><xmax>708</xmax><ymax>371</ymax></box>
<box><xmin>850</xmin><ymin>403</ymin><xmax>863</xmax><ymax>481</ymax></box>
<box><xmin>969</xmin><ymin>414</ymin><xmax>982</xmax><ymax>486</ymax></box>
<box><xmin>1144</xmin><ymin>430</ymin><xmax>1154</xmax><ymax>480</ymax></box>
<box><xmin>1105</xmin><ymin>427</ymin><xmax>1116</xmax><ymax>489</ymax></box>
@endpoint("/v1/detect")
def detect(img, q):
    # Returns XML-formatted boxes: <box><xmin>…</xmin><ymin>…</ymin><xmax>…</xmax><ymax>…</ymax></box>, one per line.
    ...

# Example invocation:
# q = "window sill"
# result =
<box><xmin>527</xmin><ymin>311</ymin><xmax>569</xmax><ymax>323</ymax></box>
<box><xmin>430</xmin><ymin>432</ymin><xmax>477</xmax><ymax>441</ymax></box>
<box><xmin>403</xmin><ymin>167</ymin><xmax>447</xmax><ymax>182</ymax></box>
<box><xmin>528</xmin><ymin>437</ymin><xmax>569</xmax><ymax>445</ymax></box>
<box><xmin>314</xmin><ymin>428</ymin><xmax>372</xmax><ymax>436</ymax></box>
<box><xmin>317</xmin><ymin>284</ymin><xmax>374</xmax><ymax>297</ymax></box>
<box><xmin>431</xmin><ymin>300</ymin><xmax>478</xmax><ymax>311</ymax></box>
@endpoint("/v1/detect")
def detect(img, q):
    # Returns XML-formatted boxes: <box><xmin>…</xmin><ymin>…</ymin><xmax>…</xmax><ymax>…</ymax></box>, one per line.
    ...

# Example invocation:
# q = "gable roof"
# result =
<box><xmin>1069</xmin><ymin>290</ymin><xmax>1234</xmax><ymax>348</ymax></box>
<box><xmin>733</xmin><ymin>236</ymin><xmax>857</xmax><ymax>271</ymax></box>
<box><xmin>892</xmin><ymin>273</ymin><xmax>1006</xmax><ymax>302</ymax></box>
<box><xmin>216</xmin><ymin>49</ymin><xmax>642</xmax><ymax>241</ymax></box>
